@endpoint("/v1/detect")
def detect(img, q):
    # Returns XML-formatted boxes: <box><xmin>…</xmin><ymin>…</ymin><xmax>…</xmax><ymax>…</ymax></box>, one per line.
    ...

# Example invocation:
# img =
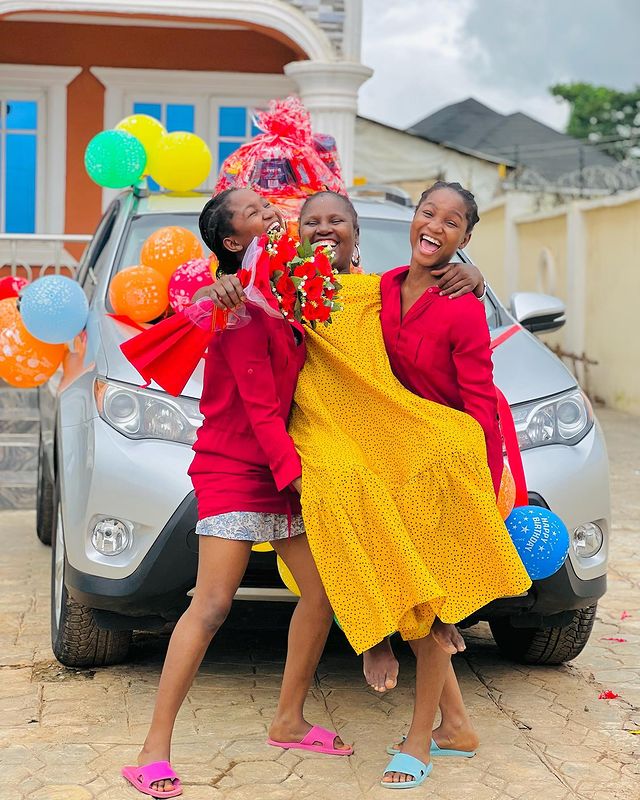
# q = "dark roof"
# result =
<box><xmin>408</xmin><ymin>98</ymin><xmax>617</xmax><ymax>181</ymax></box>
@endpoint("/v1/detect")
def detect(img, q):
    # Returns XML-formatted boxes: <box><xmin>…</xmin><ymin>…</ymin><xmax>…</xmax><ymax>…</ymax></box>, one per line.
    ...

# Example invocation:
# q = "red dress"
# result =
<box><xmin>380</xmin><ymin>266</ymin><xmax>502</xmax><ymax>497</ymax></box>
<box><xmin>188</xmin><ymin>308</ymin><xmax>305</xmax><ymax>519</ymax></box>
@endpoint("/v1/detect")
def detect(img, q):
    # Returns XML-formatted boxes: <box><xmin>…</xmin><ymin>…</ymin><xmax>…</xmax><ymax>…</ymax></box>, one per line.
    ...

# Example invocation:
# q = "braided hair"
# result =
<box><xmin>417</xmin><ymin>181</ymin><xmax>479</xmax><ymax>233</ymax></box>
<box><xmin>198</xmin><ymin>189</ymin><xmax>242</xmax><ymax>276</ymax></box>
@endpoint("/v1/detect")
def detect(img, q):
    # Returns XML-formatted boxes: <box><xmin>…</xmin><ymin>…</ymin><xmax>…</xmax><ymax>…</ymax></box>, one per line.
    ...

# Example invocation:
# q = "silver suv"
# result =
<box><xmin>38</xmin><ymin>188</ymin><xmax>609</xmax><ymax>668</ymax></box>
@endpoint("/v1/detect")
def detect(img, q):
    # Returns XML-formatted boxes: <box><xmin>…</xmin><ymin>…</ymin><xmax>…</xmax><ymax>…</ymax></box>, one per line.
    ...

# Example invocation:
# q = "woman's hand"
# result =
<box><xmin>291</xmin><ymin>476</ymin><xmax>302</xmax><ymax>494</ymax></box>
<box><xmin>191</xmin><ymin>274</ymin><xmax>246</xmax><ymax>309</ymax></box>
<box><xmin>432</xmin><ymin>263</ymin><xmax>485</xmax><ymax>299</ymax></box>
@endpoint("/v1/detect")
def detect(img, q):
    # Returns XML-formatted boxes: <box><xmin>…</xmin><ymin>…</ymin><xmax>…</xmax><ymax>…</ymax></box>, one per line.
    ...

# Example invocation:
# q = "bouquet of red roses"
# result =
<box><xmin>265</xmin><ymin>234</ymin><xmax>342</xmax><ymax>329</ymax></box>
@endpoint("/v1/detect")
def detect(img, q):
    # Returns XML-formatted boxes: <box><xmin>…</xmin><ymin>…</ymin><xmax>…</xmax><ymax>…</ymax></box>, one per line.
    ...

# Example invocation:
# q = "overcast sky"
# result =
<box><xmin>359</xmin><ymin>0</ymin><xmax>639</xmax><ymax>132</ymax></box>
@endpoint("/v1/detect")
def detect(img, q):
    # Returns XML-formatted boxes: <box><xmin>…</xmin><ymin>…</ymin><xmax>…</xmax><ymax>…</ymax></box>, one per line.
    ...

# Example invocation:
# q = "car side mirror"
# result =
<box><xmin>510</xmin><ymin>292</ymin><xmax>566</xmax><ymax>334</ymax></box>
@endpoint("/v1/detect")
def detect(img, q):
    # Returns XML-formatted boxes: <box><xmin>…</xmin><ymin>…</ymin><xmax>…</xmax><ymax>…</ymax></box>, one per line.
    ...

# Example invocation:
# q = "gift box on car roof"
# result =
<box><xmin>214</xmin><ymin>96</ymin><xmax>347</xmax><ymax>226</ymax></box>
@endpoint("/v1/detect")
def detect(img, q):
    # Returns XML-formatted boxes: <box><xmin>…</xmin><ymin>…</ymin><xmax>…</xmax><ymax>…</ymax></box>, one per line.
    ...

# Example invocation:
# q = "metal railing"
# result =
<box><xmin>0</xmin><ymin>233</ymin><xmax>93</xmax><ymax>281</ymax></box>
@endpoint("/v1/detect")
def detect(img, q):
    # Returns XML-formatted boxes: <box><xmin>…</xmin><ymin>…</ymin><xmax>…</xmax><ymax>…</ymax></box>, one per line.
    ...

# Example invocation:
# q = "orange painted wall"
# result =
<box><xmin>1</xmin><ymin>20</ymin><xmax>301</xmax><ymax>236</ymax></box>
<box><xmin>0</xmin><ymin>21</ymin><xmax>301</xmax><ymax>72</ymax></box>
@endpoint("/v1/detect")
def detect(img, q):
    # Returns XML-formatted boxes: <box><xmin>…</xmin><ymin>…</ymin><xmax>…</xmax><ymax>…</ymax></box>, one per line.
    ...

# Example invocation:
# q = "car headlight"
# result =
<box><xmin>94</xmin><ymin>378</ymin><xmax>203</xmax><ymax>445</ymax></box>
<box><xmin>511</xmin><ymin>389</ymin><xmax>593</xmax><ymax>450</ymax></box>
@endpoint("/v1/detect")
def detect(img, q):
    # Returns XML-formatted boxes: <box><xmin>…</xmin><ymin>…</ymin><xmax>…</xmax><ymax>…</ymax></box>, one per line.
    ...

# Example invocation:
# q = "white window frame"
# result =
<box><xmin>0</xmin><ymin>64</ymin><xmax>81</xmax><ymax>233</ymax></box>
<box><xmin>91</xmin><ymin>67</ymin><xmax>296</xmax><ymax>208</ymax></box>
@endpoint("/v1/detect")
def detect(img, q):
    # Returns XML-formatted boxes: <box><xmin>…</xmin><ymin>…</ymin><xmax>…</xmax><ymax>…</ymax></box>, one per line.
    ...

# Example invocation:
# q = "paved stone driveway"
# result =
<box><xmin>1</xmin><ymin>409</ymin><xmax>639</xmax><ymax>800</ymax></box>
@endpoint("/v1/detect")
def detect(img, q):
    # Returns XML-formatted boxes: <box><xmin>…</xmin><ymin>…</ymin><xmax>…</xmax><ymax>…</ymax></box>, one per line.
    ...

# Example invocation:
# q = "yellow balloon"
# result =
<box><xmin>115</xmin><ymin>115</ymin><xmax>166</xmax><ymax>176</ymax></box>
<box><xmin>150</xmin><ymin>132</ymin><xmax>213</xmax><ymax>192</ymax></box>
<box><xmin>277</xmin><ymin>556</ymin><xmax>300</xmax><ymax>597</ymax></box>
<box><xmin>252</xmin><ymin>542</ymin><xmax>273</xmax><ymax>553</ymax></box>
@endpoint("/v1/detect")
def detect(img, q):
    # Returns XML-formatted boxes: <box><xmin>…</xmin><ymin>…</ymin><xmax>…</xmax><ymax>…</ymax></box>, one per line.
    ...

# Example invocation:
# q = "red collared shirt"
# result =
<box><xmin>380</xmin><ymin>266</ymin><xmax>502</xmax><ymax>496</ymax></box>
<box><xmin>189</xmin><ymin>308</ymin><xmax>305</xmax><ymax>519</ymax></box>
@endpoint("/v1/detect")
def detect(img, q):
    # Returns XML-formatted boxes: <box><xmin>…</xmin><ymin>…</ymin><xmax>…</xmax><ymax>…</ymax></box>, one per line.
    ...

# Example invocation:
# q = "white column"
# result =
<box><xmin>284</xmin><ymin>60</ymin><xmax>373</xmax><ymax>186</ymax></box>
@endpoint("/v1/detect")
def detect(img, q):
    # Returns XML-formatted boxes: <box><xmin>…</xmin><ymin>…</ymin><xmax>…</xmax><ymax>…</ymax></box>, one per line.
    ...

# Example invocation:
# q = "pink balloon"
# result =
<box><xmin>168</xmin><ymin>258</ymin><xmax>214</xmax><ymax>313</ymax></box>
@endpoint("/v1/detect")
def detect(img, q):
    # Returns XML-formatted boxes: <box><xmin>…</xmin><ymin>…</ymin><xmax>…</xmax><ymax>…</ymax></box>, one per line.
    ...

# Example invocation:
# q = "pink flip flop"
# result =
<box><xmin>121</xmin><ymin>761</ymin><xmax>183</xmax><ymax>798</ymax></box>
<box><xmin>267</xmin><ymin>724</ymin><xmax>353</xmax><ymax>756</ymax></box>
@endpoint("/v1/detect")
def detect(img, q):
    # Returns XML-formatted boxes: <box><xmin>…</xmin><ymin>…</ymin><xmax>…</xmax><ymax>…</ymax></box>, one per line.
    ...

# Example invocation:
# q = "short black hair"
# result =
<box><xmin>198</xmin><ymin>189</ymin><xmax>242</xmax><ymax>275</ymax></box>
<box><xmin>417</xmin><ymin>181</ymin><xmax>480</xmax><ymax>233</ymax></box>
<box><xmin>299</xmin><ymin>191</ymin><xmax>359</xmax><ymax>230</ymax></box>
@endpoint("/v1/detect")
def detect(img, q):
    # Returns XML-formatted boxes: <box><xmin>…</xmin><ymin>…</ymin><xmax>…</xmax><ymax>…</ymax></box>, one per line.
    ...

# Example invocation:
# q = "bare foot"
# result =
<box><xmin>432</xmin><ymin>721</ymin><xmax>479</xmax><ymax>754</ymax></box>
<box><xmin>382</xmin><ymin>738</ymin><xmax>431</xmax><ymax>785</ymax></box>
<box><xmin>430</xmin><ymin>620</ymin><xmax>465</xmax><ymax>655</ymax></box>
<box><xmin>363</xmin><ymin>638</ymin><xmax>399</xmax><ymax>692</ymax></box>
<box><xmin>268</xmin><ymin>719</ymin><xmax>351</xmax><ymax>751</ymax></box>
<box><xmin>389</xmin><ymin>721</ymin><xmax>479</xmax><ymax>755</ymax></box>
<box><xmin>137</xmin><ymin>745</ymin><xmax>177</xmax><ymax>795</ymax></box>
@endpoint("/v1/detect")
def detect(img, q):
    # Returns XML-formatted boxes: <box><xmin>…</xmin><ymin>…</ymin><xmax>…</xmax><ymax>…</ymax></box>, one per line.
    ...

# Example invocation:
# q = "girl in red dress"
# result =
<box><xmin>123</xmin><ymin>189</ymin><xmax>350</xmax><ymax>799</ymax></box>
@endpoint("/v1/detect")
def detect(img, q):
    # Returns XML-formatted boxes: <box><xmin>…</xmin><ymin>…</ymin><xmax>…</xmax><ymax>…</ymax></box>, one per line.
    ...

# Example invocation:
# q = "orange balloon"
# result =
<box><xmin>109</xmin><ymin>265</ymin><xmax>169</xmax><ymax>322</ymax></box>
<box><xmin>0</xmin><ymin>298</ymin><xmax>65</xmax><ymax>388</ymax></box>
<box><xmin>140</xmin><ymin>226</ymin><xmax>203</xmax><ymax>280</ymax></box>
<box><xmin>497</xmin><ymin>463</ymin><xmax>516</xmax><ymax>520</ymax></box>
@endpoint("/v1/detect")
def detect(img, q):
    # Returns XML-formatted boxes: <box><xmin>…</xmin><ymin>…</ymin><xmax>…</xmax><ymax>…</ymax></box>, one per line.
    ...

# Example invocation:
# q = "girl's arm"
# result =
<box><xmin>432</xmin><ymin>262</ymin><xmax>485</xmax><ymax>299</ymax></box>
<box><xmin>450</xmin><ymin>299</ymin><xmax>502</xmax><ymax>497</ymax></box>
<box><xmin>220</xmin><ymin>311</ymin><xmax>301</xmax><ymax>491</ymax></box>
<box><xmin>192</xmin><ymin>275</ymin><xmax>245</xmax><ymax>307</ymax></box>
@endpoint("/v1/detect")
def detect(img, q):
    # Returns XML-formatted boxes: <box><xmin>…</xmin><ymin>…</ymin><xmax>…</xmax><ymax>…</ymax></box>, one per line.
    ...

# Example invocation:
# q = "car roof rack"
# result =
<box><xmin>348</xmin><ymin>184</ymin><xmax>414</xmax><ymax>208</ymax></box>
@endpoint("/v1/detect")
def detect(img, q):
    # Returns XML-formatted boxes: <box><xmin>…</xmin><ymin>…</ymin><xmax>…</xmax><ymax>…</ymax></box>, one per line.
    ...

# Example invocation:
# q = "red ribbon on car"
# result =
<box><xmin>491</xmin><ymin>324</ymin><xmax>529</xmax><ymax>507</ymax></box>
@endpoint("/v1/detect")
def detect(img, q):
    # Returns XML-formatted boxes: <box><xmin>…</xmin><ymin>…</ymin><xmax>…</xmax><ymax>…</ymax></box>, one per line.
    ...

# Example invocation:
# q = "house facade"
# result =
<box><xmin>0</xmin><ymin>0</ymin><xmax>372</xmax><ymax>241</ymax></box>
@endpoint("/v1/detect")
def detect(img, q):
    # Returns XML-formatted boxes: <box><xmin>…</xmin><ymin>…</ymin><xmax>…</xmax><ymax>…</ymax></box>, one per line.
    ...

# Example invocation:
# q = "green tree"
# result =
<box><xmin>550</xmin><ymin>82</ymin><xmax>640</xmax><ymax>160</ymax></box>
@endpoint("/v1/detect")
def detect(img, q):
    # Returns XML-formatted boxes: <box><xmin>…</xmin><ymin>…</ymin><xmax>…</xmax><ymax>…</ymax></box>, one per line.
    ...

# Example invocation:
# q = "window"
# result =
<box><xmin>0</xmin><ymin>98</ymin><xmax>38</xmax><ymax>233</ymax></box>
<box><xmin>132</xmin><ymin>102</ymin><xmax>195</xmax><ymax>134</ymax></box>
<box><xmin>0</xmin><ymin>65</ymin><xmax>80</xmax><ymax>236</ymax></box>
<box><xmin>133</xmin><ymin>102</ymin><xmax>196</xmax><ymax>191</ymax></box>
<box><xmin>217</xmin><ymin>105</ymin><xmax>261</xmax><ymax>167</ymax></box>
<box><xmin>92</xmin><ymin>67</ymin><xmax>293</xmax><ymax>199</ymax></box>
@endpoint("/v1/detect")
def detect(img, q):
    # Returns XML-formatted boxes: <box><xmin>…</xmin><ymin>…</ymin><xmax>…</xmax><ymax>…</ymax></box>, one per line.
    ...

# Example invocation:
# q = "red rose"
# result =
<box><xmin>303</xmin><ymin>299</ymin><xmax>331</xmax><ymax>323</ymax></box>
<box><xmin>293</xmin><ymin>261</ymin><xmax>317</xmax><ymax>281</ymax></box>
<box><xmin>304</xmin><ymin>275</ymin><xmax>325</xmax><ymax>303</ymax></box>
<box><xmin>275</xmin><ymin>274</ymin><xmax>297</xmax><ymax>315</ymax></box>
<box><xmin>278</xmin><ymin>235</ymin><xmax>299</xmax><ymax>265</ymax></box>
<box><xmin>313</xmin><ymin>251</ymin><xmax>333</xmax><ymax>277</ymax></box>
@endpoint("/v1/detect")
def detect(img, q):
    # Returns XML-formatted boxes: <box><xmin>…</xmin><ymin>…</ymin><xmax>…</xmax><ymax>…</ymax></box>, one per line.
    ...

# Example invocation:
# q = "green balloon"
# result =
<box><xmin>85</xmin><ymin>129</ymin><xmax>147</xmax><ymax>189</ymax></box>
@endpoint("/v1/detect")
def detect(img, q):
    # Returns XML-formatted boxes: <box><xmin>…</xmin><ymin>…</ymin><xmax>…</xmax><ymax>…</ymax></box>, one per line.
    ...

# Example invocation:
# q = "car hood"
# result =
<box><xmin>490</xmin><ymin>323</ymin><xmax>576</xmax><ymax>405</ymax></box>
<box><xmin>100</xmin><ymin>315</ymin><xmax>576</xmax><ymax>406</ymax></box>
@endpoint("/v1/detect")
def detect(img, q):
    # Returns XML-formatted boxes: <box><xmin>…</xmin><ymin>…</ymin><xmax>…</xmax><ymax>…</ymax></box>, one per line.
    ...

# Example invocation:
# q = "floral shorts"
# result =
<box><xmin>195</xmin><ymin>511</ymin><xmax>305</xmax><ymax>543</ymax></box>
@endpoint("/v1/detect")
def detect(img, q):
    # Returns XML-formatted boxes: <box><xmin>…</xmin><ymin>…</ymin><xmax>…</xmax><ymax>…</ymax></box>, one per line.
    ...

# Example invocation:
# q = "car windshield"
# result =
<box><xmin>115</xmin><ymin>213</ymin><xmax>500</xmax><ymax>329</ymax></box>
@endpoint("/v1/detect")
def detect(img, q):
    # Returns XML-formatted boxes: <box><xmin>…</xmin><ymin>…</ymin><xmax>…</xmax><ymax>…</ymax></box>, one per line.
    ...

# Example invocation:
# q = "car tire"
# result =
<box><xmin>36</xmin><ymin>438</ymin><xmax>55</xmax><ymax>546</ymax></box>
<box><xmin>51</xmin><ymin>479</ymin><xmax>132</xmax><ymax>667</ymax></box>
<box><xmin>489</xmin><ymin>604</ymin><xmax>598</xmax><ymax>665</ymax></box>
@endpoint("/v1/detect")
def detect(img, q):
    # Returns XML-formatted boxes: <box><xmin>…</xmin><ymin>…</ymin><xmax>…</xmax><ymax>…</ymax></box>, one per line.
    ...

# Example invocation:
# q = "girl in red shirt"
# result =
<box><xmin>125</xmin><ymin>189</ymin><xmax>350</xmax><ymax>799</ymax></box>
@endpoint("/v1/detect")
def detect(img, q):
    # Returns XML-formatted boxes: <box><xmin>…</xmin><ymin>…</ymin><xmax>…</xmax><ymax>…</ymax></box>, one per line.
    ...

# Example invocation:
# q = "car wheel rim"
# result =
<box><xmin>54</xmin><ymin>507</ymin><xmax>64</xmax><ymax>630</ymax></box>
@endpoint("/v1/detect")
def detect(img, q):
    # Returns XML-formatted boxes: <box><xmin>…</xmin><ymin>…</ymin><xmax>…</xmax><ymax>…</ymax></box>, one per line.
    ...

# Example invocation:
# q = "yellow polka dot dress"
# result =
<box><xmin>289</xmin><ymin>275</ymin><xmax>531</xmax><ymax>654</ymax></box>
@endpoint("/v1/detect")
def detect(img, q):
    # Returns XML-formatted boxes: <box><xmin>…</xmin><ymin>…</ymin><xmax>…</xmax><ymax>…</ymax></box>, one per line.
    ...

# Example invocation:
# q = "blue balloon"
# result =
<box><xmin>505</xmin><ymin>505</ymin><xmax>570</xmax><ymax>580</ymax></box>
<box><xmin>20</xmin><ymin>275</ymin><xmax>89</xmax><ymax>344</ymax></box>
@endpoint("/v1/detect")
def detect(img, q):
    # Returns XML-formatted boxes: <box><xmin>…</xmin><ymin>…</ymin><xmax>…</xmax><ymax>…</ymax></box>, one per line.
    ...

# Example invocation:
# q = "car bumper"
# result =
<box><xmin>65</xmin><ymin>492</ymin><xmax>294</xmax><ymax>628</ymax></box>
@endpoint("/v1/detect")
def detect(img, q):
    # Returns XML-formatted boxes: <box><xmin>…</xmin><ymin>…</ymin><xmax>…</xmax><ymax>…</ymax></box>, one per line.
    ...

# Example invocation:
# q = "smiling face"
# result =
<box><xmin>298</xmin><ymin>193</ymin><xmax>359</xmax><ymax>274</ymax></box>
<box><xmin>222</xmin><ymin>188</ymin><xmax>284</xmax><ymax>254</ymax></box>
<box><xmin>410</xmin><ymin>188</ymin><xmax>472</xmax><ymax>271</ymax></box>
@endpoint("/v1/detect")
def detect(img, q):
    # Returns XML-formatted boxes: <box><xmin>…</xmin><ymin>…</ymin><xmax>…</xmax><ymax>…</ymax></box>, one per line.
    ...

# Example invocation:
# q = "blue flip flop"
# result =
<box><xmin>387</xmin><ymin>735</ymin><xmax>476</xmax><ymax>758</ymax></box>
<box><xmin>381</xmin><ymin>753</ymin><xmax>432</xmax><ymax>790</ymax></box>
